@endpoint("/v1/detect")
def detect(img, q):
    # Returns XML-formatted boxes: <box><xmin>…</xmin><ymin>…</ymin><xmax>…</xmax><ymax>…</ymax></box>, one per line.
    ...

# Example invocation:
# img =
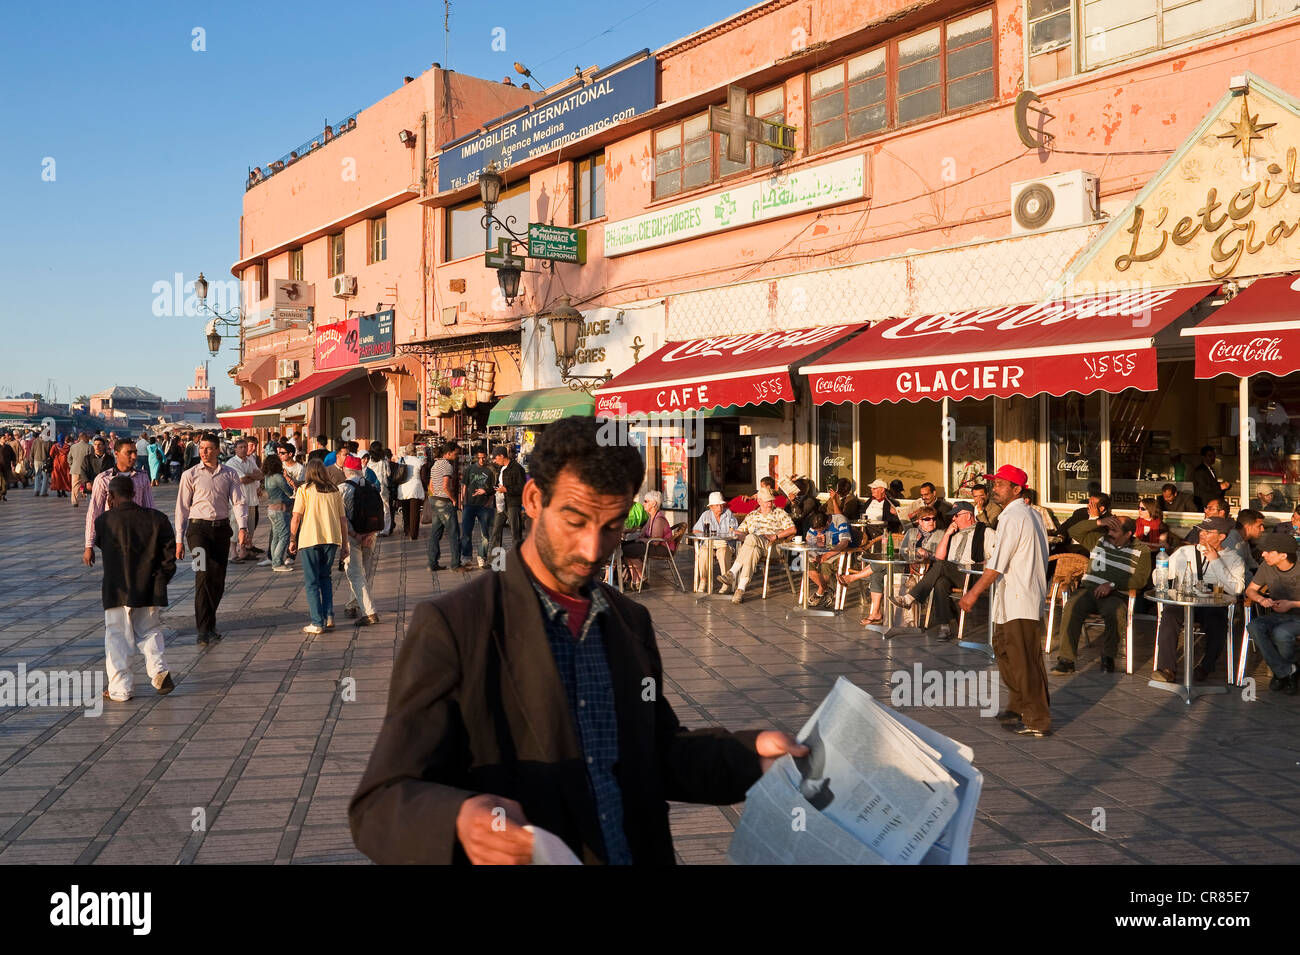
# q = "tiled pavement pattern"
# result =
<box><xmin>1</xmin><ymin>485</ymin><xmax>1298</xmax><ymax>864</ymax></box>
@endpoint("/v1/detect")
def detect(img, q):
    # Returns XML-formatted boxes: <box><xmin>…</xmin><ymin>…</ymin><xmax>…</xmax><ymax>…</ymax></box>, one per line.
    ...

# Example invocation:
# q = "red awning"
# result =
<box><xmin>1181</xmin><ymin>275</ymin><xmax>1300</xmax><ymax>379</ymax></box>
<box><xmin>800</xmin><ymin>286</ymin><xmax>1217</xmax><ymax>405</ymax></box>
<box><xmin>592</xmin><ymin>324</ymin><xmax>867</xmax><ymax>416</ymax></box>
<box><xmin>218</xmin><ymin>367</ymin><xmax>366</xmax><ymax>429</ymax></box>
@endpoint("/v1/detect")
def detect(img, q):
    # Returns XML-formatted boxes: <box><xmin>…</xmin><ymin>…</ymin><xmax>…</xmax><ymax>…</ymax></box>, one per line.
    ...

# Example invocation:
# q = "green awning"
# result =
<box><xmin>487</xmin><ymin>387</ymin><xmax>594</xmax><ymax>427</ymax></box>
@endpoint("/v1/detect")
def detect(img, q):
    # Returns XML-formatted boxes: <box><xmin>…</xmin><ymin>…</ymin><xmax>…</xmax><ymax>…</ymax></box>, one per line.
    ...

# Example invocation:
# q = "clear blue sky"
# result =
<box><xmin>0</xmin><ymin>0</ymin><xmax>744</xmax><ymax>407</ymax></box>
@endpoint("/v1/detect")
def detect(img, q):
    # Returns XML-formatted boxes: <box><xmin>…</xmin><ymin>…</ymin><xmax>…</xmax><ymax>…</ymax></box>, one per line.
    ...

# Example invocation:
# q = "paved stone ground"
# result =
<box><xmin>1</xmin><ymin>483</ymin><xmax>1298</xmax><ymax>865</ymax></box>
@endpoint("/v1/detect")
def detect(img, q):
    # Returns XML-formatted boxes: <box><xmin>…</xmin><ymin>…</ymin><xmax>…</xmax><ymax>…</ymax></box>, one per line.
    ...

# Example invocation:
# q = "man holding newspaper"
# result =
<box><xmin>959</xmin><ymin>465</ymin><xmax>1052</xmax><ymax>737</ymax></box>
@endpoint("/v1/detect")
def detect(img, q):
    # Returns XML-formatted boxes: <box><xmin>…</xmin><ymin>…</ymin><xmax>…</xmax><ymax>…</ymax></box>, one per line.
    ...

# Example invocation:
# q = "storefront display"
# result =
<box><xmin>817</xmin><ymin>402</ymin><xmax>854</xmax><ymax>491</ymax></box>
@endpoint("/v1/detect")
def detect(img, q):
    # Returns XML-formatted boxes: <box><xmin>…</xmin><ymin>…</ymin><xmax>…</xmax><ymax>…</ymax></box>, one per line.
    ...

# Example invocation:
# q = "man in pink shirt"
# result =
<box><xmin>83</xmin><ymin>438</ymin><xmax>155</xmax><ymax>566</ymax></box>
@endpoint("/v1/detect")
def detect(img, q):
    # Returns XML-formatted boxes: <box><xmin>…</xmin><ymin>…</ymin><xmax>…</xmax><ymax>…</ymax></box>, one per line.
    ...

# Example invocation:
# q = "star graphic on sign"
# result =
<box><xmin>1217</xmin><ymin>98</ymin><xmax>1276</xmax><ymax>159</ymax></box>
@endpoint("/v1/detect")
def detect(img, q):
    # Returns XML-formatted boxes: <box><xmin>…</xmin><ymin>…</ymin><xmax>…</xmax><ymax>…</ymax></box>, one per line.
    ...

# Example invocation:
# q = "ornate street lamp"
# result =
<box><xmin>195</xmin><ymin>271</ymin><xmax>242</xmax><ymax>356</ymax></box>
<box><xmin>546</xmin><ymin>296</ymin><xmax>610</xmax><ymax>392</ymax></box>
<box><xmin>498</xmin><ymin>264</ymin><xmax>522</xmax><ymax>306</ymax></box>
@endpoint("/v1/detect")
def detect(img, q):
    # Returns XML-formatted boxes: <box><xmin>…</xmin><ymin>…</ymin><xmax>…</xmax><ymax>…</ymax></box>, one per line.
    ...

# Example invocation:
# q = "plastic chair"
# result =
<box><xmin>634</xmin><ymin>522</ymin><xmax>687</xmax><ymax>593</ymax></box>
<box><xmin>760</xmin><ymin>538</ymin><xmax>797</xmax><ymax>599</ymax></box>
<box><xmin>1229</xmin><ymin>597</ymin><xmax>1254</xmax><ymax>687</ymax></box>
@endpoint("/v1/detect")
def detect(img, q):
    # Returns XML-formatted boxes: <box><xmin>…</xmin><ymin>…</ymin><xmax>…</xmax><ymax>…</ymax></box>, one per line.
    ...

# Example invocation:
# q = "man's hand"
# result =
<box><xmin>1275</xmin><ymin>599</ymin><xmax>1297</xmax><ymax>613</ymax></box>
<box><xmin>238</xmin><ymin>528</ymin><xmax>249</xmax><ymax>550</ymax></box>
<box><xmin>756</xmin><ymin>731</ymin><xmax>810</xmax><ymax>773</ymax></box>
<box><xmin>82</xmin><ymin>547</ymin><xmax>94</xmax><ymax>566</ymax></box>
<box><xmin>288</xmin><ymin>540</ymin><xmax>298</xmax><ymax>555</ymax></box>
<box><xmin>175</xmin><ymin>542</ymin><xmax>185</xmax><ymax>561</ymax></box>
<box><xmin>1094</xmin><ymin>581</ymin><xmax>1114</xmax><ymax>598</ymax></box>
<box><xmin>958</xmin><ymin>590</ymin><xmax>979</xmax><ymax>614</ymax></box>
<box><xmin>455</xmin><ymin>794</ymin><xmax>534</xmax><ymax>865</ymax></box>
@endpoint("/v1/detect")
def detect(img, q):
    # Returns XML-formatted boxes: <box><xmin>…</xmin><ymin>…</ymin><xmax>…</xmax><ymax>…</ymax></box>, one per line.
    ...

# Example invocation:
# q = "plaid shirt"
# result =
<box><xmin>530</xmin><ymin>580</ymin><xmax>632</xmax><ymax>865</ymax></box>
<box><xmin>738</xmin><ymin>507</ymin><xmax>794</xmax><ymax>538</ymax></box>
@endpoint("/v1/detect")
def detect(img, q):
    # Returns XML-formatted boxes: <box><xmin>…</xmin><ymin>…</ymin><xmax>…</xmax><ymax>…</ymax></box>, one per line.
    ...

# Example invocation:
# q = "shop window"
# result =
<box><xmin>817</xmin><ymin>403</ymin><xmax>855</xmax><ymax>492</ymax></box>
<box><xmin>575</xmin><ymin>153</ymin><xmax>605</xmax><ymax>222</ymax></box>
<box><xmin>1046</xmin><ymin>393</ymin><xmax>1102</xmax><ymax>505</ymax></box>
<box><xmin>1026</xmin><ymin>0</ymin><xmax>1074</xmax><ymax>85</ymax></box>
<box><xmin>947</xmin><ymin>398</ymin><xmax>995</xmax><ymax>498</ymax></box>
<box><xmin>859</xmin><ymin>401</ymin><xmax>942</xmax><ymax>497</ymax></box>
<box><xmin>1107</xmin><ymin>363</ymin><xmax>1240</xmax><ymax>510</ymax></box>
<box><xmin>1247</xmin><ymin>375</ymin><xmax>1300</xmax><ymax>516</ymax></box>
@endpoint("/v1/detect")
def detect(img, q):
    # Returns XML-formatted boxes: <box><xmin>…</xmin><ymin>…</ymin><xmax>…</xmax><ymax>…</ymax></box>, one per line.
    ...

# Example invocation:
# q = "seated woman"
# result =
<box><xmin>1135</xmin><ymin>497</ymin><xmax>1167</xmax><ymax>545</ymax></box>
<box><xmin>622</xmin><ymin>489</ymin><xmax>674</xmax><ymax>587</ymax></box>
<box><xmin>838</xmin><ymin>506</ymin><xmax>942</xmax><ymax>625</ymax></box>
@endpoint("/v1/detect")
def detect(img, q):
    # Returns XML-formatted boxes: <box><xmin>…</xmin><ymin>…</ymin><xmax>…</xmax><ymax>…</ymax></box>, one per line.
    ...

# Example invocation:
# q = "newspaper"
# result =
<box><xmin>728</xmin><ymin>677</ymin><xmax>981</xmax><ymax>865</ymax></box>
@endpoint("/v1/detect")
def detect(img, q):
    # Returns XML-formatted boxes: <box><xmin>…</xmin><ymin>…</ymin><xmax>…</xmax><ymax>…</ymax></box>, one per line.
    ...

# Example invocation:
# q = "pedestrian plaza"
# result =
<box><xmin>0</xmin><ymin>487</ymin><xmax>1298</xmax><ymax>865</ymax></box>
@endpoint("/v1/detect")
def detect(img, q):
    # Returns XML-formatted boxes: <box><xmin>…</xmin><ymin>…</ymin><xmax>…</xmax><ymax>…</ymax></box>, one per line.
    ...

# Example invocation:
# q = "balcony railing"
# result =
<box><xmin>246</xmin><ymin>109</ymin><xmax>361</xmax><ymax>190</ymax></box>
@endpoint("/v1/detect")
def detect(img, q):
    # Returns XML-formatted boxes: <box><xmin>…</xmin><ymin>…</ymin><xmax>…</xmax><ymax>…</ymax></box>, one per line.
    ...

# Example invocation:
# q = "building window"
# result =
<box><xmin>1027</xmin><ymin>0</ymin><xmax>1074</xmax><ymax>85</ymax></box>
<box><xmin>1047</xmin><ymin>393</ymin><xmax>1102</xmax><ymax>505</ymax></box>
<box><xmin>652</xmin><ymin>87</ymin><xmax>786</xmax><ymax>199</ymax></box>
<box><xmin>289</xmin><ymin>248</ymin><xmax>303</xmax><ymax>280</ymax></box>
<box><xmin>445</xmin><ymin>182</ymin><xmax>530</xmax><ymax>261</ymax></box>
<box><xmin>370</xmin><ymin>215</ymin><xmax>387</xmax><ymax>264</ymax></box>
<box><xmin>817</xmin><ymin>403</ymin><xmax>855</xmax><ymax>491</ymax></box>
<box><xmin>809</xmin><ymin>8</ymin><xmax>994</xmax><ymax>152</ymax></box>
<box><xmin>252</xmin><ymin>262</ymin><xmax>268</xmax><ymax>300</ymax></box>
<box><xmin>575</xmin><ymin>153</ymin><xmax>605</xmax><ymax>222</ymax></box>
<box><xmin>328</xmin><ymin>233</ymin><xmax>345</xmax><ymax>277</ymax></box>
<box><xmin>1079</xmin><ymin>0</ymin><xmax>1296</xmax><ymax>72</ymax></box>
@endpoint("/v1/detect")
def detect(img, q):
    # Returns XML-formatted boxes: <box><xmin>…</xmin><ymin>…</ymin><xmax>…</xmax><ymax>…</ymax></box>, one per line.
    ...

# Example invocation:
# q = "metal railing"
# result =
<box><xmin>245</xmin><ymin>109</ymin><xmax>362</xmax><ymax>190</ymax></box>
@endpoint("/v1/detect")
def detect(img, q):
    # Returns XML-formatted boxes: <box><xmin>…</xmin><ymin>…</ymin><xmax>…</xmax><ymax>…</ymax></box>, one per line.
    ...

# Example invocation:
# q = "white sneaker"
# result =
<box><xmin>272</xmin><ymin>565</ymin><xmax>293</xmax><ymax>573</ymax></box>
<box><xmin>477</xmin><ymin>556</ymin><xmax>487</xmax><ymax>568</ymax></box>
<box><xmin>302</xmin><ymin>624</ymin><xmax>324</xmax><ymax>634</ymax></box>
<box><xmin>257</xmin><ymin>558</ymin><xmax>273</xmax><ymax>567</ymax></box>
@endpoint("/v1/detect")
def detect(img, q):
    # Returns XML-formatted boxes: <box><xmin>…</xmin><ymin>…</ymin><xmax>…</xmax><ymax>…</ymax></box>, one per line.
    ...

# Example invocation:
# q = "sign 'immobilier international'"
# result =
<box><xmin>603</xmin><ymin>155</ymin><xmax>867</xmax><ymax>257</ymax></box>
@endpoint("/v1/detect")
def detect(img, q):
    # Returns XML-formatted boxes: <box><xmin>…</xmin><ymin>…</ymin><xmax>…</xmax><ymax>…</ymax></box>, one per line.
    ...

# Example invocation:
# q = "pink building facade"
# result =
<box><xmin>425</xmin><ymin>0</ymin><xmax>1300</xmax><ymax>524</ymax></box>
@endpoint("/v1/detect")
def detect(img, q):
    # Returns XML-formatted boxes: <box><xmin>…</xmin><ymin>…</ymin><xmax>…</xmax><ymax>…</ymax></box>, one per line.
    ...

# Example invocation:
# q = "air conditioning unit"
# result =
<box><xmin>267</xmin><ymin>379</ymin><xmax>289</xmax><ymax>396</ymax></box>
<box><xmin>1010</xmin><ymin>170</ymin><xmax>1100</xmax><ymax>235</ymax></box>
<box><xmin>332</xmin><ymin>274</ymin><xmax>358</xmax><ymax>298</ymax></box>
<box><xmin>276</xmin><ymin>359</ymin><xmax>299</xmax><ymax>379</ymax></box>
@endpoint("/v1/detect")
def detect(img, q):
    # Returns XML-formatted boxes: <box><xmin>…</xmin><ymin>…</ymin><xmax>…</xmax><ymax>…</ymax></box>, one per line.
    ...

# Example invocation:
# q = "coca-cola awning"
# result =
<box><xmin>1181</xmin><ymin>274</ymin><xmax>1300</xmax><ymax>379</ymax></box>
<box><xmin>591</xmin><ymin>323</ymin><xmax>867</xmax><ymax>416</ymax></box>
<box><xmin>800</xmin><ymin>285</ymin><xmax>1217</xmax><ymax>405</ymax></box>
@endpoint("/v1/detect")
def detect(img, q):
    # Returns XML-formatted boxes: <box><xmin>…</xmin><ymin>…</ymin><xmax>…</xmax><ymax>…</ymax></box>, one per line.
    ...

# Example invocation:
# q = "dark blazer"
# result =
<box><xmin>94</xmin><ymin>501</ymin><xmax>177</xmax><ymax>610</ymax></box>
<box><xmin>349</xmin><ymin>549</ymin><xmax>764</xmax><ymax>864</ymax></box>
<box><xmin>1192</xmin><ymin>463</ymin><xmax>1224</xmax><ymax>510</ymax></box>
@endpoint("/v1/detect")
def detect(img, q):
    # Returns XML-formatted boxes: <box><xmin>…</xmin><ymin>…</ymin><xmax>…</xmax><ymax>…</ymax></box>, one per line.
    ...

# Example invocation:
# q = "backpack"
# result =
<box><xmin>348</xmin><ymin>480</ymin><xmax>385</xmax><ymax>533</ymax></box>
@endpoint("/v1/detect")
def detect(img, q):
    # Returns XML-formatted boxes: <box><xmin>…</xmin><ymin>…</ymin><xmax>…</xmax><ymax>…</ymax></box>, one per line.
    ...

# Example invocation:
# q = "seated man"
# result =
<box><xmin>691</xmin><ymin>492</ymin><xmax>737</xmax><ymax>593</ymax></box>
<box><xmin>717</xmin><ymin>488</ymin><xmax>796</xmax><ymax>605</ymax></box>
<box><xmin>860</xmin><ymin>478</ymin><xmax>902</xmax><ymax>533</ymax></box>
<box><xmin>1182</xmin><ymin>498</ymin><xmax>1240</xmax><ymax>551</ymax></box>
<box><xmin>1234</xmin><ymin>508</ymin><xmax>1266</xmax><ymax>574</ymax></box>
<box><xmin>1252</xmin><ymin>483</ymin><xmax>1289</xmax><ymax>513</ymax></box>
<box><xmin>1060</xmin><ymin>489</ymin><xmax>1111</xmax><ymax>549</ymax></box>
<box><xmin>1152</xmin><ymin>516</ymin><xmax>1245</xmax><ymax>684</ymax></box>
<box><xmin>972</xmin><ymin>484</ymin><xmax>1000</xmax><ymax>527</ymax></box>
<box><xmin>1246</xmin><ymin>533</ymin><xmax>1300</xmax><ymax>694</ymax></box>
<box><xmin>1159</xmin><ymin>482</ymin><xmax>1198</xmax><ymax>513</ymax></box>
<box><xmin>1051</xmin><ymin>515</ymin><xmax>1151</xmax><ymax>675</ymax></box>
<box><xmin>885</xmin><ymin>502</ymin><xmax>994</xmax><ymax>640</ymax></box>
<box><xmin>839</xmin><ymin>506</ymin><xmax>943</xmax><ymax>626</ymax></box>
<box><xmin>908</xmin><ymin>482</ymin><xmax>952</xmax><ymax>528</ymax></box>
<box><xmin>805</xmin><ymin>511</ymin><xmax>852</xmax><ymax>608</ymax></box>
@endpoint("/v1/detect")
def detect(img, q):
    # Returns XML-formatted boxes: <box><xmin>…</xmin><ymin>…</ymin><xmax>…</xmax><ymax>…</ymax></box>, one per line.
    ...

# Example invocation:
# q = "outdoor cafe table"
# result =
<box><xmin>1144</xmin><ymin>588</ymin><xmax>1234</xmax><ymax>704</ymax></box>
<box><xmin>685</xmin><ymin>532</ymin><xmax>733</xmax><ymax>597</ymax></box>
<box><xmin>860</xmin><ymin>543</ymin><xmax>923</xmax><ymax>638</ymax></box>
<box><xmin>777</xmin><ymin>540</ymin><xmax>850</xmax><ymax>618</ymax></box>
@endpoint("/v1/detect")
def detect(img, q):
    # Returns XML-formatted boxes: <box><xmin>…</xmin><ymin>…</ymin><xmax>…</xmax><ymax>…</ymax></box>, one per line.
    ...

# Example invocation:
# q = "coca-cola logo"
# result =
<box><xmin>660</xmin><ymin>325</ymin><xmax>847</xmax><ymax>363</ymax></box>
<box><xmin>1056</xmin><ymin>459</ymin><xmax>1090</xmax><ymax>474</ymax></box>
<box><xmin>594</xmin><ymin>395</ymin><xmax>623</xmax><ymax>412</ymax></box>
<box><xmin>880</xmin><ymin>290</ymin><xmax>1179</xmax><ymax>340</ymax></box>
<box><xmin>823</xmin><ymin>455</ymin><xmax>847</xmax><ymax>467</ymax></box>
<box><xmin>813</xmin><ymin>375</ymin><xmax>854</xmax><ymax>394</ymax></box>
<box><xmin>1206</xmin><ymin>336</ymin><xmax>1282</xmax><ymax>364</ymax></box>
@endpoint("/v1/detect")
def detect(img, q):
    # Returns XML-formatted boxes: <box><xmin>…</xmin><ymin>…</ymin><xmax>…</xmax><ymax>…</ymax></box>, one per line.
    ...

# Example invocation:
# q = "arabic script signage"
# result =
<box><xmin>604</xmin><ymin>155</ymin><xmax>867</xmax><ymax>257</ymax></box>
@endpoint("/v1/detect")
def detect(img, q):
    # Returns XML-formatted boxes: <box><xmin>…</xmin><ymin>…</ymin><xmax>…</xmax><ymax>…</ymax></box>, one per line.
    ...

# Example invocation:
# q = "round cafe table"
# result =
<box><xmin>860</xmin><ymin>544</ymin><xmax>923</xmax><ymax>637</ymax></box>
<box><xmin>1144</xmin><ymin>588</ymin><xmax>1234</xmax><ymax>704</ymax></box>
<box><xmin>777</xmin><ymin>541</ymin><xmax>849</xmax><ymax>617</ymax></box>
<box><xmin>685</xmin><ymin>532</ymin><xmax>733</xmax><ymax>598</ymax></box>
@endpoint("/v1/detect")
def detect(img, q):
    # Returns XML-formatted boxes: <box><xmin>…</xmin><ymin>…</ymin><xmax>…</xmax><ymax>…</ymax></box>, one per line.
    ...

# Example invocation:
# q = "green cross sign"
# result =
<box><xmin>485</xmin><ymin>238</ymin><xmax>526</xmax><ymax>270</ymax></box>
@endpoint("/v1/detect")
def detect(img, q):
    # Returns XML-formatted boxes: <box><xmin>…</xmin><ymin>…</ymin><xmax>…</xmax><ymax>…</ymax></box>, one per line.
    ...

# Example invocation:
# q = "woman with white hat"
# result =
<box><xmin>691</xmin><ymin>491</ymin><xmax>738</xmax><ymax>592</ymax></box>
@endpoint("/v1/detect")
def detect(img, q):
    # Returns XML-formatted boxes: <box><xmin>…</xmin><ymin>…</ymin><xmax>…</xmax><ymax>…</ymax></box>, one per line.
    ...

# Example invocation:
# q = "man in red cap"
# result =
<box><xmin>959</xmin><ymin>464</ymin><xmax>1051</xmax><ymax>737</ymax></box>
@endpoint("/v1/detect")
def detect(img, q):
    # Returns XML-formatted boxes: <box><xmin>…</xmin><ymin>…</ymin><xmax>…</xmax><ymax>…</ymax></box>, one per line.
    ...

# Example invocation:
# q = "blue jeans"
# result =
<box><xmin>461</xmin><ymin>501</ymin><xmax>494</xmax><ymax>562</ymax></box>
<box><xmin>426</xmin><ymin>499</ymin><xmax>460</xmax><ymax>569</ymax></box>
<box><xmin>269</xmin><ymin>510</ymin><xmax>290</xmax><ymax>567</ymax></box>
<box><xmin>1248</xmin><ymin>613</ymin><xmax>1300</xmax><ymax>678</ymax></box>
<box><xmin>301</xmin><ymin>544</ymin><xmax>337</xmax><ymax>627</ymax></box>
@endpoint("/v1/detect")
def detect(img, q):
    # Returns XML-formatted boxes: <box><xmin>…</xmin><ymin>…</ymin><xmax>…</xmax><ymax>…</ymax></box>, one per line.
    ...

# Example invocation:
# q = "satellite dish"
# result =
<box><xmin>1014</xmin><ymin>182</ymin><xmax>1056</xmax><ymax>230</ymax></box>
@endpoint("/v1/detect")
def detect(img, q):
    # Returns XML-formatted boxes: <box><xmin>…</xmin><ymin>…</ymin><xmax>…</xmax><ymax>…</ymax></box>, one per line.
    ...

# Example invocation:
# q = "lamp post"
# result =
<box><xmin>478</xmin><ymin>162</ymin><xmax>530</xmax><ymax>306</ymax></box>
<box><xmin>547</xmin><ymin>296</ymin><xmax>611</xmax><ymax>392</ymax></box>
<box><xmin>195</xmin><ymin>271</ymin><xmax>243</xmax><ymax>356</ymax></box>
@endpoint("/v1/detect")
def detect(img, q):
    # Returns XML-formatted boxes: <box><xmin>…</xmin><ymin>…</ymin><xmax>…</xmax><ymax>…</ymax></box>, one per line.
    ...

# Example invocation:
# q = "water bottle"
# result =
<box><xmin>1154</xmin><ymin>547</ymin><xmax>1169</xmax><ymax>593</ymax></box>
<box><xmin>886</xmin><ymin>533</ymin><xmax>894</xmax><ymax>560</ymax></box>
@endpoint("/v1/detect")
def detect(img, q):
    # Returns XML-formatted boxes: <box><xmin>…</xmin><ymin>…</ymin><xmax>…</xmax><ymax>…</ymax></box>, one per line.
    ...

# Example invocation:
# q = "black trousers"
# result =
<box><xmin>1155</xmin><ymin>605</ymin><xmax>1228</xmax><ymax>674</ymax></box>
<box><xmin>186</xmin><ymin>519</ymin><xmax>233</xmax><ymax>634</ymax></box>
<box><xmin>908</xmin><ymin>560</ymin><xmax>966</xmax><ymax>626</ymax></box>
<box><xmin>491</xmin><ymin>504</ymin><xmax>523</xmax><ymax>551</ymax></box>
<box><xmin>401</xmin><ymin>499</ymin><xmax>422</xmax><ymax>540</ymax></box>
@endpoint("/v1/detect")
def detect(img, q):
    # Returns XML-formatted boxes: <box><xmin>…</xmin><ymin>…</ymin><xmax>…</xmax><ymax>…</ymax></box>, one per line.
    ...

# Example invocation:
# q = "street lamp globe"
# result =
<box><xmin>547</xmin><ymin>296</ymin><xmax>584</xmax><ymax>372</ymax></box>
<box><xmin>206</xmin><ymin>330</ymin><xmax>222</xmax><ymax>355</ymax></box>
<box><xmin>195</xmin><ymin>272</ymin><xmax>209</xmax><ymax>304</ymax></box>
<box><xmin>497</xmin><ymin>265</ymin><xmax>522</xmax><ymax>305</ymax></box>
<box><xmin>479</xmin><ymin>162</ymin><xmax>503</xmax><ymax>210</ymax></box>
